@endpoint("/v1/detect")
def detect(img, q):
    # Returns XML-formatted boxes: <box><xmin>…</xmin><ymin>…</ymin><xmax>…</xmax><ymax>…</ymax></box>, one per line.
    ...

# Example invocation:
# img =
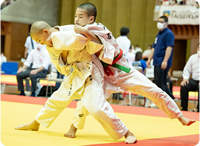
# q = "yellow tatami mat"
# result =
<box><xmin>1</xmin><ymin>99</ymin><xmax>199</xmax><ymax>146</ymax></box>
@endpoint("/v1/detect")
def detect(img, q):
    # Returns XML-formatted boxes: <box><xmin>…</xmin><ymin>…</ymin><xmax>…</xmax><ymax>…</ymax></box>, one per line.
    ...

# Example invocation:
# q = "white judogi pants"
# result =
<box><xmin>35</xmin><ymin>63</ymin><xmax>128</xmax><ymax>140</ymax></box>
<box><xmin>72</xmin><ymin>67</ymin><xmax>183</xmax><ymax>131</ymax></box>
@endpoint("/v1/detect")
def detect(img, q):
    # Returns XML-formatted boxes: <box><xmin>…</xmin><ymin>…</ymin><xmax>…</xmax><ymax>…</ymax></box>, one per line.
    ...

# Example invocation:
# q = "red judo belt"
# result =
<box><xmin>102</xmin><ymin>49</ymin><xmax>131</xmax><ymax>76</ymax></box>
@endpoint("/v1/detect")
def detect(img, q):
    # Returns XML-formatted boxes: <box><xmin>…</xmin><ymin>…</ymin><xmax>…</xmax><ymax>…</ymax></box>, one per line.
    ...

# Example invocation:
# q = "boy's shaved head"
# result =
<box><xmin>78</xmin><ymin>3</ymin><xmax>97</xmax><ymax>22</ymax></box>
<box><xmin>30</xmin><ymin>21</ymin><xmax>51</xmax><ymax>38</ymax></box>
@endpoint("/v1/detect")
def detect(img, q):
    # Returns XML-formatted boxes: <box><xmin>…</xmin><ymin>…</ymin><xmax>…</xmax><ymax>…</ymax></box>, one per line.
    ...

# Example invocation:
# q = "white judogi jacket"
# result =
<box><xmin>72</xmin><ymin>22</ymin><xmax>182</xmax><ymax>131</ymax></box>
<box><xmin>36</xmin><ymin>24</ymin><xmax>130</xmax><ymax>140</ymax></box>
<box><xmin>48</xmin><ymin>24</ymin><xmax>130</xmax><ymax>98</ymax></box>
<box><xmin>46</xmin><ymin>25</ymin><xmax>103</xmax><ymax>97</ymax></box>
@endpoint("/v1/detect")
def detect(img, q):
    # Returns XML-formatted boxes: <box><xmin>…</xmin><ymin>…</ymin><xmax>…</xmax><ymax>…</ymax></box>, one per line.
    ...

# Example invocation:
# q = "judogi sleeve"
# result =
<box><xmin>86</xmin><ymin>25</ymin><xmax>120</xmax><ymax>64</ymax></box>
<box><xmin>51</xmin><ymin>31</ymin><xmax>103</xmax><ymax>54</ymax></box>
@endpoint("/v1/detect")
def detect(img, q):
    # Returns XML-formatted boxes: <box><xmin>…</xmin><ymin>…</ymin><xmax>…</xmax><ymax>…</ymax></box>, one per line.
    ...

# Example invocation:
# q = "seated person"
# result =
<box><xmin>142</xmin><ymin>45</ymin><xmax>152</xmax><ymax>61</ymax></box>
<box><xmin>126</xmin><ymin>45</ymin><xmax>135</xmax><ymax>66</ymax></box>
<box><xmin>24</xmin><ymin>35</ymin><xmax>37</xmax><ymax>59</ymax></box>
<box><xmin>16</xmin><ymin>43</ymin><xmax>50</xmax><ymax>97</ymax></box>
<box><xmin>170</xmin><ymin>0</ymin><xmax>178</xmax><ymax>5</ymax></box>
<box><xmin>55</xmin><ymin>71</ymin><xmax>64</xmax><ymax>89</ymax></box>
<box><xmin>1</xmin><ymin>52</ymin><xmax>7</xmax><ymax>66</ymax></box>
<box><xmin>132</xmin><ymin>52</ymin><xmax>147</xmax><ymax>74</ymax></box>
<box><xmin>167</xmin><ymin>70</ymin><xmax>173</xmax><ymax>93</ymax></box>
<box><xmin>180</xmin><ymin>43</ymin><xmax>199</xmax><ymax>112</ymax></box>
<box><xmin>179</xmin><ymin>0</ymin><xmax>186</xmax><ymax>5</ymax></box>
<box><xmin>134</xmin><ymin>44</ymin><xmax>143</xmax><ymax>53</ymax></box>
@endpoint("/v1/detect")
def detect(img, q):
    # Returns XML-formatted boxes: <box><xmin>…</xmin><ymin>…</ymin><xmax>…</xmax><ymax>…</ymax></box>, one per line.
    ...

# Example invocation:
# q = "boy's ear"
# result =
<box><xmin>89</xmin><ymin>16</ymin><xmax>95</xmax><ymax>23</ymax></box>
<box><xmin>43</xmin><ymin>29</ymin><xmax>49</xmax><ymax>35</ymax></box>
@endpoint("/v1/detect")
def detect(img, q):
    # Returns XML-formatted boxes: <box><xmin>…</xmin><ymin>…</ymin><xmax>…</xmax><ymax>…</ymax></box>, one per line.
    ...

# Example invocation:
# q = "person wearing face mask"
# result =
<box><xmin>180</xmin><ymin>43</ymin><xmax>200</xmax><ymax>112</ymax></box>
<box><xmin>147</xmin><ymin>15</ymin><xmax>175</xmax><ymax>100</ymax></box>
<box><xmin>16</xmin><ymin>43</ymin><xmax>50</xmax><ymax>97</ymax></box>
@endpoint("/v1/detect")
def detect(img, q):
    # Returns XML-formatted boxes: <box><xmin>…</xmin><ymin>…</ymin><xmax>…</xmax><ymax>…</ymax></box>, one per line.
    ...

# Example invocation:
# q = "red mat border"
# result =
<box><xmin>1</xmin><ymin>94</ymin><xmax>199</xmax><ymax>121</ymax></box>
<box><xmin>85</xmin><ymin>134</ymin><xmax>199</xmax><ymax>146</ymax></box>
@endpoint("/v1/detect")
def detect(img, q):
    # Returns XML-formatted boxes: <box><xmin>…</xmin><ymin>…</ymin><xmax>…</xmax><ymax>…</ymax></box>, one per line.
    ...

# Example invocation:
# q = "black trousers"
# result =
<box><xmin>180</xmin><ymin>78</ymin><xmax>199</xmax><ymax>111</ymax></box>
<box><xmin>154</xmin><ymin>65</ymin><xmax>175</xmax><ymax>99</ymax></box>
<box><xmin>167</xmin><ymin>77</ymin><xmax>173</xmax><ymax>93</ymax></box>
<box><xmin>16</xmin><ymin>68</ymin><xmax>47</xmax><ymax>92</ymax></box>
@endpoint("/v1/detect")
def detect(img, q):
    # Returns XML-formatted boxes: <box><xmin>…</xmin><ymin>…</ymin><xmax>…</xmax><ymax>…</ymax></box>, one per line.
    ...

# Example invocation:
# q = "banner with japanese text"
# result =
<box><xmin>159</xmin><ymin>5</ymin><xmax>199</xmax><ymax>25</ymax></box>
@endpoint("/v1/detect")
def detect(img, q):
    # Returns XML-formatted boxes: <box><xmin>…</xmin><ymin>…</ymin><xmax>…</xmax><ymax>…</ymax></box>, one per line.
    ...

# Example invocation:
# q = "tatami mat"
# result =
<box><xmin>1</xmin><ymin>94</ymin><xmax>199</xmax><ymax>146</ymax></box>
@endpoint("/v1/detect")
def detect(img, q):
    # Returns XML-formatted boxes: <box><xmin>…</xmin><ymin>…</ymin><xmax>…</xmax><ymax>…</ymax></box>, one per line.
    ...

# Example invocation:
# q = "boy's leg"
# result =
<box><xmin>80</xmin><ymin>64</ymin><xmax>136</xmax><ymax>143</ymax></box>
<box><xmin>65</xmin><ymin>101</ymin><xmax>90</xmax><ymax>138</ymax></box>
<box><xmin>118</xmin><ymin>68</ymin><xmax>195</xmax><ymax>126</ymax></box>
<box><xmin>15</xmin><ymin>77</ymin><xmax>81</xmax><ymax>130</ymax></box>
<box><xmin>72</xmin><ymin>101</ymin><xmax>90</xmax><ymax>130</ymax></box>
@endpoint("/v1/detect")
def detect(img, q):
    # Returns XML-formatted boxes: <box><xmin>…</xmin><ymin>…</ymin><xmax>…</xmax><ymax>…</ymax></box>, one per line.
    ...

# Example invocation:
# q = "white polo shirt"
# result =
<box><xmin>116</xmin><ymin>36</ymin><xmax>131</xmax><ymax>58</ymax></box>
<box><xmin>24</xmin><ymin>44</ymin><xmax>50</xmax><ymax>70</ymax></box>
<box><xmin>182</xmin><ymin>53</ymin><xmax>200</xmax><ymax>81</ymax></box>
<box><xmin>24</xmin><ymin>36</ymin><xmax>37</xmax><ymax>54</ymax></box>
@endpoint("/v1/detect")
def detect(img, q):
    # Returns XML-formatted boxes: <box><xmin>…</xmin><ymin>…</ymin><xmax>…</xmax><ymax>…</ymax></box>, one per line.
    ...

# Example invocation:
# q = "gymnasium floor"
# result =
<box><xmin>1</xmin><ymin>94</ymin><xmax>199</xmax><ymax>146</ymax></box>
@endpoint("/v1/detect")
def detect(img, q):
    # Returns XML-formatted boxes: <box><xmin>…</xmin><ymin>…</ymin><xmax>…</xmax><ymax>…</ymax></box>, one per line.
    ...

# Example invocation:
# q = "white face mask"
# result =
<box><xmin>198</xmin><ymin>51</ymin><xmax>200</xmax><ymax>57</ymax></box>
<box><xmin>157</xmin><ymin>22</ymin><xmax>166</xmax><ymax>30</ymax></box>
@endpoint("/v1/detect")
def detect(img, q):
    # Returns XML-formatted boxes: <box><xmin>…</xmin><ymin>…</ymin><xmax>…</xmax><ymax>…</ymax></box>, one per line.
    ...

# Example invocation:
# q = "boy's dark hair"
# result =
<box><xmin>159</xmin><ymin>15</ymin><xmax>168</xmax><ymax>22</ymax></box>
<box><xmin>78</xmin><ymin>3</ymin><xmax>97</xmax><ymax>22</ymax></box>
<box><xmin>135</xmin><ymin>52</ymin><xmax>142</xmax><ymax>61</ymax></box>
<box><xmin>120</xmin><ymin>27</ymin><xmax>129</xmax><ymax>36</ymax></box>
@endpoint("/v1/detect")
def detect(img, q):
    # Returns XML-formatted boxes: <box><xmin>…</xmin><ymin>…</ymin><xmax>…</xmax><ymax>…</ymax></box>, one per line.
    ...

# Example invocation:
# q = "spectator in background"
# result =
<box><xmin>162</xmin><ymin>0</ymin><xmax>170</xmax><ymax>5</ymax></box>
<box><xmin>16</xmin><ymin>43</ymin><xmax>50</xmax><ymax>97</ymax></box>
<box><xmin>1</xmin><ymin>0</ymin><xmax>16</xmax><ymax>9</ymax></box>
<box><xmin>170</xmin><ymin>0</ymin><xmax>178</xmax><ymax>5</ymax></box>
<box><xmin>180</xmin><ymin>43</ymin><xmax>199</xmax><ymax>112</ymax></box>
<box><xmin>116</xmin><ymin>27</ymin><xmax>131</xmax><ymax>60</ymax></box>
<box><xmin>196</xmin><ymin>1</ymin><xmax>199</xmax><ymax>8</ymax></box>
<box><xmin>0</xmin><ymin>52</ymin><xmax>7</xmax><ymax>66</ymax></box>
<box><xmin>114</xmin><ymin>26</ymin><xmax>131</xmax><ymax>100</ymax></box>
<box><xmin>24</xmin><ymin>35</ymin><xmax>37</xmax><ymax>59</ymax></box>
<box><xmin>134</xmin><ymin>44</ymin><xmax>143</xmax><ymax>53</ymax></box>
<box><xmin>143</xmin><ymin>45</ymin><xmax>152</xmax><ymax>61</ymax></box>
<box><xmin>132</xmin><ymin>52</ymin><xmax>147</xmax><ymax>74</ymax></box>
<box><xmin>147</xmin><ymin>15</ymin><xmax>175</xmax><ymax>100</ymax></box>
<box><xmin>167</xmin><ymin>70</ymin><xmax>173</xmax><ymax>93</ymax></box>
<box><xmin>179</xmin><ymin>0</ymin><xmax>186</xmax><ymax>5</ymax></box>
<box><xmin>55</xmin><ymin>71</ymin><xmax>64</xmax><ymax>89</ymax></box>
<box><xmin>126</xmin><ymin>45</ymin><xmax>135</xmax><ymax>66</ymax></box>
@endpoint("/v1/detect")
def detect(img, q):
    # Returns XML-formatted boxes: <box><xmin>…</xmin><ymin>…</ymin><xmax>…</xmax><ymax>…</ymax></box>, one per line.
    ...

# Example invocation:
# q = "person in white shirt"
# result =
<box><xmin>180</xmin><ymin>43</ymin><xmax>200</xmax><ymax>112</ymax></box>
<box><xmin>126</xmin><ymin>45</ymin><xmax>135</xmax><ymax>66</ymax></box>
<box><xmin>16</xmin><ymin>43</ymin><xmax>50</xmax><ymax>97</ymax></box>
<box><xmin>0</xmin><ymin>52</ymin><xmax>7</xmax><ymax>66</ymax></box>
<box><xmin>24</xmin><ymin>36</ymin><xmax>37</xmax><ymax>59</ymax></box>
<box><xmin>116</xmin><ymin>27</ymin><xmax>131</xmax><ymax>59</ymax></box>
<box><xmin>142</xmin><ymin>45</ymin><xmax>152</xmax><ymax>61</ymax></box>
<box><xmin>134</xmin><ymin>44</ymin><xmax>143</xmax><ymax>53</ymax></box>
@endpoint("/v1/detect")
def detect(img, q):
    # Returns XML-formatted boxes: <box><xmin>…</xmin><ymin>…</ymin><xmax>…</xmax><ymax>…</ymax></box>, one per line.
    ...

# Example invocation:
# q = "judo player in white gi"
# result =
<box><xmin>65</xmin><ymin>3</ymin><xmax>196</xmax><ymax>141</ymax></box>
<box><xmin>15</xmin><ymin>21</ymin><xmax>137</xmax><ymax>144</ymax></box>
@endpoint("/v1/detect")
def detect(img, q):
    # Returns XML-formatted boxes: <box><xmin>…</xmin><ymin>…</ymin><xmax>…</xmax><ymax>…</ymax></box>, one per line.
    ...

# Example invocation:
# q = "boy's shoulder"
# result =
<box><xmin>54</xmin><ymin>25</ymin><xmax>74</xmax><ymax>32</ymax></box>
<box><xmin>87</xmin><ymin>22</ymin><xmax>107</xmax><ymax>30</ymax></box>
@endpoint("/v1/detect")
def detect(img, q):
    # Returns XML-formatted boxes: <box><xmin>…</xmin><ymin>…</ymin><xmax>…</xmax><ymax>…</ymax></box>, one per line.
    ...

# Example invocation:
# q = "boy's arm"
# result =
<box><xmin>51</xmin><ymin>30</ymin><xmax>103</xmax><ymax>53</ymax></box>
<box><xmin>74</xmin><ymin>25</ymin><xmax>102</xmax><ymax>45</ymax></box>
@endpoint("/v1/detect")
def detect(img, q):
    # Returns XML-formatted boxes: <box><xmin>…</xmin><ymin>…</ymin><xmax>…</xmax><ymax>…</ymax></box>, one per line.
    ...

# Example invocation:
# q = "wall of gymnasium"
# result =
<box><xmin>59</xmin><ymin>0</ymin><xmax>158</xmax><ymax>51</ymax></box>
<box><xmin>59</xmin><ymin>0</ymin><xmax>199</xmax><ymax>72</ymax></box>
<box><xmin>2</xmin><ymin>0</ymin><xmax>198</xmax><ymax>71</ymax></box>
